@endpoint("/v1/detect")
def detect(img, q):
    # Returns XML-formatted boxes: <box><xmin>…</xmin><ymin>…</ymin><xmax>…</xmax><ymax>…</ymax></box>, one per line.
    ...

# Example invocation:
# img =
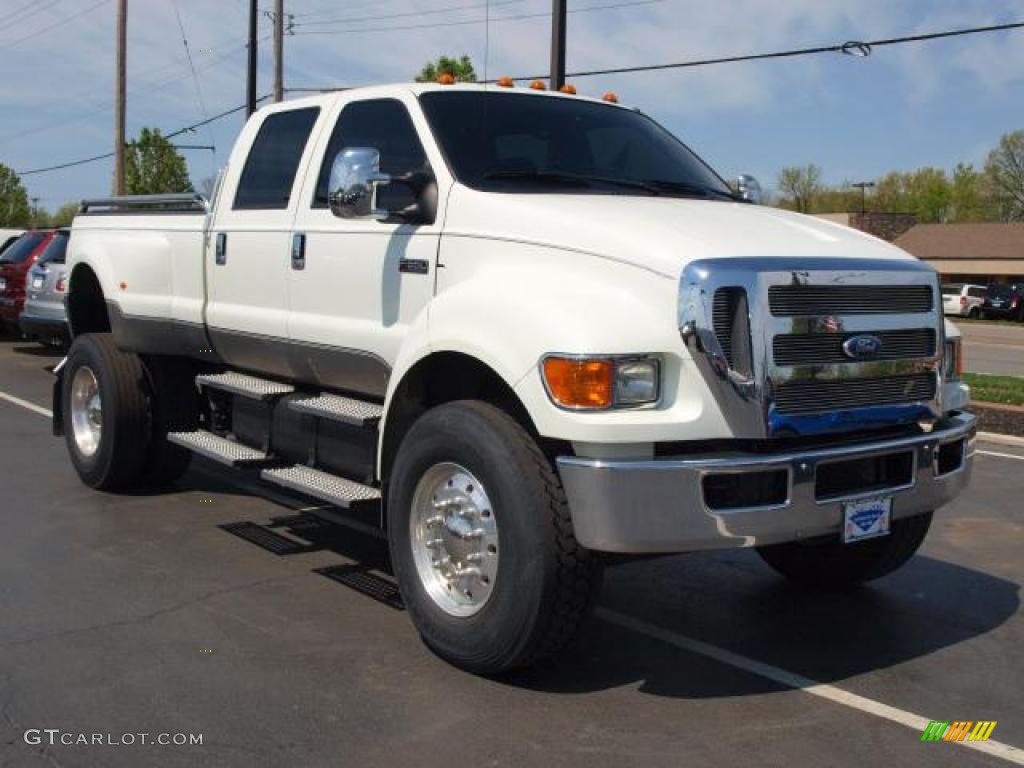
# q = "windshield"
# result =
<box><xmin>37</xmin><ymin>231</ymin><xmax>69</xmax><ymax>265</ymax></box>
<box><xmin>0</xmin><ymin>231</ymin><xmax>46</xmax><ymax>265</ymax></box>
<box><xmin>419</xmin><ymin>91</ymin><xmax>733</xmax><ymax>198</ymax></box>
<box><xmin>941</xmin><ymin>283</ymin><xmax>963</xmax><ymax>295</ymax></box>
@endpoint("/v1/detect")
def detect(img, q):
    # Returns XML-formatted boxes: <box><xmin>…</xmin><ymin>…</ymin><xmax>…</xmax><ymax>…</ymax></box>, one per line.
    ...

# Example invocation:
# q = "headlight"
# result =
<box><xmin>944</xmin><ymin>338</ymin><xmax>963</xmax><ymax>381</ymax></box>
<box><xmin>541</xmin><ymin>355</ymin><xmax>660</xmax><ymax>410</ymax></box>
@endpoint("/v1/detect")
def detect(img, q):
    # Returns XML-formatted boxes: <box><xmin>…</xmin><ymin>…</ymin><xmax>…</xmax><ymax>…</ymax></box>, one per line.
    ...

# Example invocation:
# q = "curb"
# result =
<box><xmin>976</xmin><ymin>430</ymin><xmax>1024</xmax><ymax>448</ymax></box>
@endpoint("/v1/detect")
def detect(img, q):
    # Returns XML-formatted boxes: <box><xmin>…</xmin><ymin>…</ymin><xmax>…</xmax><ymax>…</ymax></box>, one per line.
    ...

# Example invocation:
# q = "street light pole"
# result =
<box><xmin>550</xmin><ymin>0</ymin><xmax>567</xmax><ymax>90</ymax></box>
<box><xmin>852</xmin><ymin>181</ymin><xmax>876</xmax><ymax>215</ymax></box>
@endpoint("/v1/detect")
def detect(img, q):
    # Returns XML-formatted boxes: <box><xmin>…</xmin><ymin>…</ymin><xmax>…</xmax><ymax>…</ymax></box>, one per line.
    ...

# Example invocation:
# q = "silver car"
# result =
<box><xmin>19</xmin><ymin>229</ymin><xmax>70</xmax><ymax>345</ymax></box>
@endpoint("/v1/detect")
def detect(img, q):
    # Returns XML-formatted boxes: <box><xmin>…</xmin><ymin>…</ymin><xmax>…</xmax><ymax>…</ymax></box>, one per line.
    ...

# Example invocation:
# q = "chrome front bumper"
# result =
<box><xmin>557</xmin><ymin>412</ymin><xmax>976</xmax><ymax>553</ymax></box>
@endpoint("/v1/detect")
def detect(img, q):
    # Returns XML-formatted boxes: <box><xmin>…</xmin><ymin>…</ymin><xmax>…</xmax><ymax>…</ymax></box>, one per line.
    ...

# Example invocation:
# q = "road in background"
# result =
<box><xmin>0</xmin><ymin>333</ymin><xmax>1021</xmax><ymax>768</ymax></box>
<box><xmin>958</xmin><ymin>321</ymin><xmax>1024</xmax><ymax>377</ymax></box>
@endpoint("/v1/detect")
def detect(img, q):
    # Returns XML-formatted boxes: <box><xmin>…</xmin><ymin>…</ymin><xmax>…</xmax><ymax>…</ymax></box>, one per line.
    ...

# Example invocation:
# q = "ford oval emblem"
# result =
<box><xmin>842</xmin><ymin>334</ymin><xmax>882</xmax><ymax>360</ymax></box>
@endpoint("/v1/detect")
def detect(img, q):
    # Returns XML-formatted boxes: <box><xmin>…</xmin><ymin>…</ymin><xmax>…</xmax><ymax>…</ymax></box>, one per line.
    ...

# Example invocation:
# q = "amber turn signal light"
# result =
<box><xmin>542</xmin><ymin>357</ymin><xmax>614</xmax><ymax>410</ymax></box>
<box><xmin>529</xmin><ymin>79</ymin><xmax>547</xmax><ymax>90</ymax></box>
<box><xmin>497</xmin><ymin>76</ymin><xmax>515</xmax><ymax>87</ymax></box>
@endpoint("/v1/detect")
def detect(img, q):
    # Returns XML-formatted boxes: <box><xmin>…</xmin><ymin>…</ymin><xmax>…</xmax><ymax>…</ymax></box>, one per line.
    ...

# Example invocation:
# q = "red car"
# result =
<box><xmin>0</xmin><ymin>230</ymin><xmax>57</xmax><ymax>332</ymax></box>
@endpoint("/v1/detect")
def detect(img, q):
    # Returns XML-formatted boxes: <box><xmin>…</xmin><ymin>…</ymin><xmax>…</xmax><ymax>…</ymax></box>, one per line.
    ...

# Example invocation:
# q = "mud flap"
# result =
<box><xmin>51</xmin><ymin>356</ymin><xmax>67</xmax><ymax>436</ymax></box>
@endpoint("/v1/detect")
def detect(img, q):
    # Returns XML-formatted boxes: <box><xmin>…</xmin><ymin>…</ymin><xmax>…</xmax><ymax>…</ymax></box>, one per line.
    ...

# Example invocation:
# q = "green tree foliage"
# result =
<box><xmin>984</xmin><ymin>129</ymin><xmax>1024</xmax><ymax>221</ymax></box>
<box><xmin>949</xmin><ymin>163</ymin><xmax>993</xmax><ymax>222</ymax></box>
<box><xmin>0</xmin><ymin>164</ymin><xmax>30</xmax><ymax>227</ymax></box>
<box><xmin>125</xmin><ymin>128</ymin><xmax>193</xmax><ymax>195</ymax></box>
<box><xmin>49</xmin><ymin>202</ymin><xmax>80</xmax><ymax>227</ymax></box>
<box><xmin>776</xmin><ymin>164</ymin><xmax>823</xmax><ymax>213</ymax></box>
<box><xmin>872</xmin><ymin>168</ymin><xmax>952</xmax><ymax>223</ymax></box>
<box><xmin>415</xmin><ymin>55</ymin><xmax>477</xmax><ymax>83</ymax></box>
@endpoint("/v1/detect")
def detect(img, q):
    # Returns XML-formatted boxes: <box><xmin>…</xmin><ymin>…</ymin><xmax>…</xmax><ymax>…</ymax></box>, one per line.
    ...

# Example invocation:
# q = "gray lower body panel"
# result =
<box><xmin>557</xmin><ymin>412</ymin><xmax>976</xmax><ymax>554</ymax></box>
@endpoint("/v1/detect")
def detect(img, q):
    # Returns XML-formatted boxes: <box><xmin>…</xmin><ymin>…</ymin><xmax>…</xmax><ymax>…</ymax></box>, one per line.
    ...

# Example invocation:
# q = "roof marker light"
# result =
<box><xmin>497</xmin><ymin>76</ymin><xmax>515</xmax><ymax>87</ymax></box>
<box><xmin>529</xmin><ymin>80</ymin><xmax>547</xmax><ymax>91</ymax></box>
<box><xmin>559</xmin><ymin>84</ymin><xmax>577</xmax><ymax>94</ymax></box>
<box><xmin>602</xmin><ymin>92</ymin><xmax>619</xmax><ymax>103</ymax></box>
<box><xmin>437</xmin><ymin>73</ymin><xmax>456</xmax><ymax>85</ymax></box>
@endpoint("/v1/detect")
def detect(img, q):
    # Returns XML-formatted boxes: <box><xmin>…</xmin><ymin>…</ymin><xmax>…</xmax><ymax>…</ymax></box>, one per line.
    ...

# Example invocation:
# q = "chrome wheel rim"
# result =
<box><xmin>410</xmin><ymin>462</ymin><xmax>499</xmax><ymax>617</ymax></box>
<box><xmin>70</xmin><ymin>365</ymin><xmax>103</xmax><ymax>458</ymax></box>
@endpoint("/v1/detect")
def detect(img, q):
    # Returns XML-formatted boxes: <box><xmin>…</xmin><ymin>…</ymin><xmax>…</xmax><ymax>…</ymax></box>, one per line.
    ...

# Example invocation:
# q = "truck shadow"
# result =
<box><xmin>509</xmin><ymin>551</ymin><xmax>1020</xmax><ymax>699</ymax></box>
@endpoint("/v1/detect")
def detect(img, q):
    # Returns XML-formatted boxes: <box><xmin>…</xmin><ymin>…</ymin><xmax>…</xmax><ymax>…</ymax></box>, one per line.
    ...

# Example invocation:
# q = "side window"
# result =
<box><xmin>314</xmin><ymin>99</ymin><xmax>429</xmax><ymax>212</ymax></box>
<box><xmin>969</xmin><ymin>287</ymin><xmax>986</xmax><ymax>298</ymax></box>
<box><xmin>234</xmin><ymin>107</ymin><xmax>320</xmax><ymax>210</ymax></box>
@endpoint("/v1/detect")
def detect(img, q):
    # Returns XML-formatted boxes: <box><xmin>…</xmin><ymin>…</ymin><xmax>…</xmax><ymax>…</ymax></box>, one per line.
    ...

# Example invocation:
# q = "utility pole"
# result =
<box><xmin>247</xmin><ymin>0</ymin><xmax>258</xmax><ymax>116</ymax></box>
<box><xmin>114</xmin><ymin>0</ymin><xmax>127</xmax><ymax>196</ymax></box>
<box><xmin>550</xmin><ymin>0</ymin><xmax>566</xmax><ymax>90</ymax></box>
<box><xmin>273</xmin><ymin>0</ymin><xmax>284</xmax><ymax>102</ymax></box>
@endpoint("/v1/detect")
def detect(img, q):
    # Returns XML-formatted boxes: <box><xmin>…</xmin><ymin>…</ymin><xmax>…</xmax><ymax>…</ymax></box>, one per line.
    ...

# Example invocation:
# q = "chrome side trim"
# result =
<box><xmin>557</xmin><ymin>411</ymin><xmax>974</xmax><ymax>553</ymax></box>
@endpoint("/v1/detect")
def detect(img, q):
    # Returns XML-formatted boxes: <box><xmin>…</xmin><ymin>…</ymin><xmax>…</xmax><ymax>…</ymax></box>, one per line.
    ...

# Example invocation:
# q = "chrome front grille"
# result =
<box><xmin>773</xmin><ymin>329</ymin><xmax>936</xmax><ymax>366</ymax></box>
<box><xmin>768</xmin><ymin>285</ymin><xmax>933</xmax><ymax>316</ymax></box>
<box><xmin>773</xmin><ymin>373</ymin><xmax>937</xmax><ymax>415</ymax></box>
<box><xmin>678</xmin><ymin>257</ymin><xmax>944</xmax><ymax>439</ymax></box>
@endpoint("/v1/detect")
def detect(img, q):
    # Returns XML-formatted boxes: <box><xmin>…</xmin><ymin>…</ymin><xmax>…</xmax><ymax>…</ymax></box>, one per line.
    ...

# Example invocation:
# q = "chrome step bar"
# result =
<box><xmin>195</xmin><ymin>372</ymin><xmax>294</xmax><ymax>400</ymax></box>
<box><xmin>261</xmin><ymin>465</ymin><xmax>381</xmax><ymax>511</ymax></box>
<box><xmin>167</xmin><ymin>430</ymin><xmax>270</xmax><ymax>467</ymax></box>
<box><xmin>288</xmin><ymin>393</ymin><xmax>383</xmax><ymax>427</ymax></box>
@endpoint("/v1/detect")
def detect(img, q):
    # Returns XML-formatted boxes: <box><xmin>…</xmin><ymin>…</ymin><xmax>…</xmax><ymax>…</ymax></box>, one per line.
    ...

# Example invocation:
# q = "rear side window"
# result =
<box><xmin>0</xmin><ymin>236</ymin><xmax>19</xmax><ymax>255</ymax></box>
<box><xmin>234</xmin><ymin>107</ymin><xmax>320</xmax><ymax>210</ymax></box>
<box><xmin>313</xmin><ymin>99</ymin><xmax>429</xmax><ymax>211</ymax></box>
<box><xmin>941</xmin><ymin>283</ymin><xmax>963</xmax><ymax>295</ymax></box>
<box><xmin>968</xmin><ymin>286</ymin><xmax>986</xmax><ymax>298</ymax></box>
<box><xmin>38</xmin><ymin>232</ymin><xmax>69</xmax><ymax>265</ymax></box>
<box><xmin>0</xmin><ymin>231</ymin><xmax>45</xmax><ymax>264</ymax></box>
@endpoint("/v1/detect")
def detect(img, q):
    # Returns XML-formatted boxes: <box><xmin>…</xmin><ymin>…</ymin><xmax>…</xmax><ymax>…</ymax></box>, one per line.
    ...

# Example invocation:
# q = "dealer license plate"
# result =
<box><xmin>842</xmin><ymin>497</ymin><xmax>892</xmax><ymax>543</ymax></box>
<box><xmin>32</xmin><ymin>276</ymin><xmax>43</xmax><ymax>289</ymax></box>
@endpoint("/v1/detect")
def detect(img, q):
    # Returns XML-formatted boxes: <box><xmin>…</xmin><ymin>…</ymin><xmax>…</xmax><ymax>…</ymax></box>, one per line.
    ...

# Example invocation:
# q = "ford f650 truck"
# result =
<box><xmin>54</xmin><ymin>83</ymin><xmax>975</xmax><ymax>674</ymax></box>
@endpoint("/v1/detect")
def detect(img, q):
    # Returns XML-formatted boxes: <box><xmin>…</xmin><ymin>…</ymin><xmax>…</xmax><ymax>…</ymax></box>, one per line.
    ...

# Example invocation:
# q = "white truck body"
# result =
<box><xmin>57</xmin><ymin>83</ymin><xmax>975</xmax><ymax>673</ymax></box>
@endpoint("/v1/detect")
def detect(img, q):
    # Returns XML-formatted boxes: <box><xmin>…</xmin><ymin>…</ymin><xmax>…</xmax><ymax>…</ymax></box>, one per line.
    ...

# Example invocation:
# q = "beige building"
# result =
<box><xmin>893</xmin><ymin>223</ymin><xmax>1024</xmax><ymax>284</ymax></box>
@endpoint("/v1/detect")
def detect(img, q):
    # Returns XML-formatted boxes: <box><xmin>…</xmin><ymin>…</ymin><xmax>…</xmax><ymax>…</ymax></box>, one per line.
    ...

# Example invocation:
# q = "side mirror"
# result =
<box><xmin>329</xmin><ymin>147</ymin><xmax>391</xmax><ymax>219</ymax></box>
<box><xmin>736</xmin><ymin>174</ymin><xmax>763</xmax><ymax>205</ymax></box>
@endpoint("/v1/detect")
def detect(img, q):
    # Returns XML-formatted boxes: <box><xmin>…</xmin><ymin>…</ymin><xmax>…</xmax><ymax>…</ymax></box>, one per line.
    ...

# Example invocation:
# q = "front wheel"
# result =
<box><xmin>756</xmin><ymin>511</ymin><xmax>932</xmax><ymax>589</ymax></box>
<box><xmin>387</xmin><ymin>401</ymin><xmax>602</xmax><ymax>675</ymax></box>
<box><xmin>968</xmin><ymin>306</ymin><xmax>982</xmax><ymax>320</ymax></box>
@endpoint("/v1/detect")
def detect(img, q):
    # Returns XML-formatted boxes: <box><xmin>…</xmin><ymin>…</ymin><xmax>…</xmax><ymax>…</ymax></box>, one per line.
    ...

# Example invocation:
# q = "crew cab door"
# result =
<box><xmin>205</xmin><ymin>106</ymin><xmax>323</xmax><ymax>377</ymax></box>
<box><xmin>288</xmin><ymin>94</ymin><xmax>447</xmax><ymax>397</ymax></box>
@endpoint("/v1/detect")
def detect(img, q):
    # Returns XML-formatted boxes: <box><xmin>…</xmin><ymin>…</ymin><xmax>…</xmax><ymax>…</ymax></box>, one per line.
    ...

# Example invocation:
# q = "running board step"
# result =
<box><xmin>167</xmin><ymin>430</ymin><xmax>270</xmax><ymax>467</ymax></box>
<box><xmin>196</xmin><ymin>372</ymin><xmax>294</xmax><ymax>400</ymax></box>
<box><xmin>260</xmin><ymin>465</ymin><xmax>381</xmax><ymax>511</ymax></box>
<box><xmin>288</xmin><ymin>394</ymin><xmax>383</xmax><ymax>427</ymax></box>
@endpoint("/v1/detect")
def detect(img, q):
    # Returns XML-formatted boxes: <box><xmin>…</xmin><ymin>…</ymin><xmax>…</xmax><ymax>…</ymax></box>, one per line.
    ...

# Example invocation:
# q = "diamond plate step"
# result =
<box><xmin>167</xmin><ymin>430</ymin><xmax>269</xmax><ymax>467</ymax></box>
<box><xmin>288</xmin><ymin>393</ymin><xmax>383</xmax><ymax>427</ymax></box>
<box><xmin>196</xmin><ymin>372</ymin><xmax>294</xmax><ymax>400</ymax></box>
<box><xmin>260</xmin><ymin>465</ymin><xmax>381</xmax><ymax>511</ymax></box>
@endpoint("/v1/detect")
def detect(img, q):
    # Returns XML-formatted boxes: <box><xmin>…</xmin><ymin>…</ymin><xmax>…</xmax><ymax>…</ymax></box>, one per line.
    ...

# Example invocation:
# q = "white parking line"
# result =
<box><xmin>598</xmin><ymin>608</ymin><xmax>1024</xmax><ymax>765</ymax></box>
<box><xmin>1</xmin><ymin>386</ymin><xmax>1022</xmax><ymax>761</ymax></box>
<box><xmin>0</xmin><ymin>391</ymin><xmax>52</xmax><ymax>418</ymax></box>
<box><xmin>976</xmin><ymin>450</ymin><xmax>1024</xmax><ymax>461</ymax></box>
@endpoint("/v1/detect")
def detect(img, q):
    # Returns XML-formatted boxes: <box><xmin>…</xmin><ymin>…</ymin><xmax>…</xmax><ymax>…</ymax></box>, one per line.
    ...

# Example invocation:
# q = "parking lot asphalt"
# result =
<box><xmin>960</xmin><ymin>321</ymin><xmax>1024</xmax><ymax>377</ymax></box>
<box><xmin>0</xmin><ymin>332</ymin><xmax>1022</xmax><ymax>768</ymax></box>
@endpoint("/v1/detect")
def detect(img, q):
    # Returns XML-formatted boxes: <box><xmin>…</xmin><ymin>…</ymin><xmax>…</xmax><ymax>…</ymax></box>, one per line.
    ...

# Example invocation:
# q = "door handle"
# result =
<box><xmin>291</xmin><ymin>233</ymin><xmax>306</xmax><ymax>270</ymax></box>
<box><xmin>215</xmin><ymin>233</ymin><xmax>227</xmax><ymax>265</ymax></box>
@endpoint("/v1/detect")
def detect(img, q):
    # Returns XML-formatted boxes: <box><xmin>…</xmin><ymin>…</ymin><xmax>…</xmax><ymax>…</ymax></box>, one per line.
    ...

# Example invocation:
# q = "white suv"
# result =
<box><xmin>942</xmin><ymin>283</ymin><xmax>987</xmax><ymax>318</ymax></box>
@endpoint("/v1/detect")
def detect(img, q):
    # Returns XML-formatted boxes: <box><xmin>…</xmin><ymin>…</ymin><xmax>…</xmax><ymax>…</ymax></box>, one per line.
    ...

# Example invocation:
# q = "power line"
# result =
<box><xmin>496</xmin><ymin>19</ymin><xmax>1024</xmax><ymax>81</ymax></box>
<box><xmin>291</xmin><ymin>0</ymin><xmax>662</xmax><ymax>37</ymax></box>
<box><xmin>0</xmin><ymin>0</ymin><xmax>64</xmax><ymax>34</ymax></box>
<box><xmin>16</xmin><ymin>98</ymin><xmax>269</xmax><ymax>177</ymax></box>
<box><xmin>290</xmin><ymin>0</ymin><xmax>524</xmax><ymax>29</ymax></box>
<box><xmin>1</xmin><ymin>0</ymin><xmax>110</xmax><ymax>49</ymax></box>
<box><xmin>170</xmin><ymin>0</ymin><xmax>219</xmax><ymax>172</ymax></box>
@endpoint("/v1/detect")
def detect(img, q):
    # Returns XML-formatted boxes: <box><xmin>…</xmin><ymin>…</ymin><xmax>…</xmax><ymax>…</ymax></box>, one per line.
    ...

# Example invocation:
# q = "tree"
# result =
<box><xmin>50</xmin><ymin>202</ymin><xmax>80</xmax><ymax>227</ymax></box>
<box><xmin>415</xmin><ymin>55</ymin><xmax>476</xmax><ymax>83</ymax></box>
<box><xmin>0</xmin><ymin>164</ymin><xmax>30</xmax><ymax>227</ymax></box>
<box><xmin>776</xmin><ymin>164</ymin><xmax>823</xmax><ymax>213</ymax></box>
<box><xmin>124</xmin><ymin>128</ymin><xmax>193</xmax><ymax>195</ymax></box>
<box><xmin>949</xmin><ymin>163</ymin><xmax>993</xmax><ymax>222</ymax></box>
<box><xmin>872</xmin><ymin>168</ymin><xmax>951</xmax><ymax>223</ymax></box>
<box><xmin>984</xmin><ymin>129</ymin><xmax>1024</xmax><ymax>221</ymax></box>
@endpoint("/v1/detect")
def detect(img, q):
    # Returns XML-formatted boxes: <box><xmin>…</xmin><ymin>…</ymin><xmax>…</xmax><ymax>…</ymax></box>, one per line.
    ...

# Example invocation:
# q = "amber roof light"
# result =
<box><xmin>529</xmin><ymin>80</ymin><xmax>547</xmax><ymax>90</ymax></box>
<box><xmin>602</xmin><ymin>92</ymin><xmax>619</xmax><ymax>103</ymax></box>
<box><xmin>497</xmin><ymin>76</ymin><xmax>515</xmax><ymax>87</ymax></box>
<box><xmin>437</xmin><ymin>73</ymin><xmax>456</xmax><ymax>85</ymax></box>
<box><xmin>559</xmin><ymin>84</ymin><xmax>577</xmax><ymax>94</ymax></box>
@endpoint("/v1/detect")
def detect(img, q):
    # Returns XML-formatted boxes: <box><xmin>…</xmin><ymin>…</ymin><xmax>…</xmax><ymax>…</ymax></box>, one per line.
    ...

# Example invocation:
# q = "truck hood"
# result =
<box><xmin>443</xmin><ymin>186</ymin><xmax>918</xmax><ymax>278</ymax></box>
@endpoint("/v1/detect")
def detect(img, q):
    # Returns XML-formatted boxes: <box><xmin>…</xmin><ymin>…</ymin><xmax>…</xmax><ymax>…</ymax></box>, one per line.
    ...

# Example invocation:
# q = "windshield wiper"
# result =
<box><xmin>481</xmin><ymin>169</ymin><xmax>659</xmax><ymax>194</ymax></box>
<box><xmin>641</xmin><ymin>179</ymin><xmax>745</xmax><ymax>201</ymax></box>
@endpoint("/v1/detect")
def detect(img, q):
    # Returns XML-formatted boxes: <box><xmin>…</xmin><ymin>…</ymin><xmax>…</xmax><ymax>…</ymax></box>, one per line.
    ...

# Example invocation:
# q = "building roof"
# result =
<box><xmin>894</xmin><ymin>222</ymin><xmax>1024</xmax><ymax>261</ymax></box>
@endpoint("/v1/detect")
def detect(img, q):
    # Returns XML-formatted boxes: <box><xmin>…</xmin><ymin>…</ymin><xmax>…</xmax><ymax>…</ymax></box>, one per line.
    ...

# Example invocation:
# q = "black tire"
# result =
<box><xmin>968</xmin><ymin>307</ymin><xmax>981</xmax><ymax>320</ymax></box>
<box><xmin>62</xmin><ymin>333</ymin><xmax>151</xmax><ymax>490</ymax></box>
<box><xmin>140</xmin><ymin>355</ymin><xmax>197</xmax><ymax>486</ymax></box>
<box><xmin>756</xmin><ymin>511</ymin><xmax>932</xmax><ymax>588</ymax></box>
<box><xmin>387</xmin><ymin>400</ymin><xmax>602</xmax><ymax>675</ymax></box>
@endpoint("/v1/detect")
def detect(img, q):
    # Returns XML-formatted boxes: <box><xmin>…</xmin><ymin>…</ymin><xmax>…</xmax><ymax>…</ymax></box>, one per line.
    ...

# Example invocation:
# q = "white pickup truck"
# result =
<box><xmin>54</xmin><ymin>82</ymin><xmax>974</xmax><ymax>674</ymax></box>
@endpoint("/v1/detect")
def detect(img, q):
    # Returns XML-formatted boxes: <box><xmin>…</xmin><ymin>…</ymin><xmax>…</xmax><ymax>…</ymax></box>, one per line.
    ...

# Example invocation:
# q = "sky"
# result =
<box><xmin>1</xmin><ymin>0</ymin><xmax>1023</xmax><ymax>212</ymax></box>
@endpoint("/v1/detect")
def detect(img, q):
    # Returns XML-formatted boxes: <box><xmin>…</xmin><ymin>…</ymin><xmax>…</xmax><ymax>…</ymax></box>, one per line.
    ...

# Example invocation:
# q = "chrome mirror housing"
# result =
<box><xmin>329</xmin><ymin>147</ymin><xmax>391</xmax><ymax>219</ymax></box>
<box><xmin>736</xmin><ymin>174</ymin><xmax>763</xmax><ymax>205</ymax></box>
